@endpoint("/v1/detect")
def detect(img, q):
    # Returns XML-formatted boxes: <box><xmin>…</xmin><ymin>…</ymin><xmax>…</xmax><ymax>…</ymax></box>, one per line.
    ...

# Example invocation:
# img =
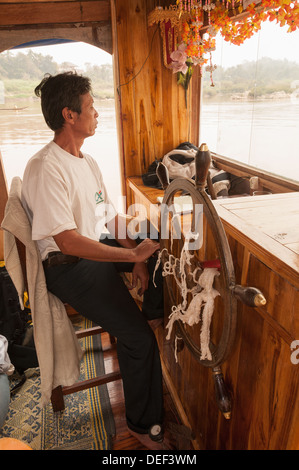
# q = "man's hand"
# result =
<box><xmin>132</xmin><ymin>238</ymin><xmax>160</xmax><ymax>263</ymax></box>
<box><xmin>130</xmin><ymin>262</ymin><xmax>149</xmax><ymax>296</ymax></box>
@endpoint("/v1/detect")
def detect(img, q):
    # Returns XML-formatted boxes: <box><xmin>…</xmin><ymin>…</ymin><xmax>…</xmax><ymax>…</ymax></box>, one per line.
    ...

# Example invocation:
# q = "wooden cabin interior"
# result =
<box><xmin>0</xmin><ymin>0</ymin><xmax>299</xmax><ymax>451</ymax></box>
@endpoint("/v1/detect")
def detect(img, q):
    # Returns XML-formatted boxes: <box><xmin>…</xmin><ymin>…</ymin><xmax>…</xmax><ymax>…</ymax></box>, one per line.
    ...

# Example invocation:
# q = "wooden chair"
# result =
<box><xmin>15</xmin><ymin>237</ymin><xmax>121</xmax><ymax>413</ymax></box>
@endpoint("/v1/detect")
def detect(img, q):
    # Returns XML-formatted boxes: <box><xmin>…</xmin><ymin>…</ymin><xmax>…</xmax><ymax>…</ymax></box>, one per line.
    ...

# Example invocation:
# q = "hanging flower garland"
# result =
<box><xmin>168</xmin><ymin>0</ymin><xmax>299</xmax><ymax>91</ymax></box>
<box><xmin>169</xmin><ymin>43</ymin><xmax>194</xmax><ymax>105</ymax></box>
<box><xmin>210</xmin><ymin>0</ymin><xmax>299</xmax><ymax>45</ymax></box>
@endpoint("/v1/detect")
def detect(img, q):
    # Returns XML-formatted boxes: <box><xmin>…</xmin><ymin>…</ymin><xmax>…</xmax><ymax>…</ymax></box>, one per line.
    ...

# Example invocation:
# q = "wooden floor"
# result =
<box><xmin>101</xmin><ymin>331</ymin><xmax>191</xmax><ymax>451</ymax></box>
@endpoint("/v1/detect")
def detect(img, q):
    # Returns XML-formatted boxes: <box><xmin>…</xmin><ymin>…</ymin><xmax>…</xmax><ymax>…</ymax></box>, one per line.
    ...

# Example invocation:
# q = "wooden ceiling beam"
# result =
<box><xmin>2</xmin><ymin>0</ymin><xmax>92</xmax><ymax>2</ymax></box>
<box><xmin>0</xmin><ymin>0</ymin><xmax>111</xmax><ymax>26</ymax></box>
<box><xmin>0</xmin><ymin>22</ymin><xmax>113</xmax><ymax>54</ymax></box>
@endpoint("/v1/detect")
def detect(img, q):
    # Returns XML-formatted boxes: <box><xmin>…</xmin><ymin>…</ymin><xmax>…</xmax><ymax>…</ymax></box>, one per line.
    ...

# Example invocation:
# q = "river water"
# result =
<box><xmin>0</xmin><ymin>99</ymin><xmax>123</xmax><ymax>208</ymax></box>
<box><xmin>0</xmin><ymin>98</ymin><xmax>298</xmax><ymax>206</ymax></box>
<box><xmin>201</xmin><ymin>98</ymin><xmax>299</xmax><ymax>182</ymax></box>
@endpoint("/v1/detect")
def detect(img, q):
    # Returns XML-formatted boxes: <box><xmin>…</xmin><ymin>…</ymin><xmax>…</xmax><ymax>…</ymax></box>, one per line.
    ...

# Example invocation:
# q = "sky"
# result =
<box><xmin>9</xmin><ymin>41</ymin><xmax>113</xmax><ymax>69</ymax></box>
<box><xmin>6</xmin><ymin>19</ymin><xmax>299</xmax><ymax>70</ymax></box>
<box><xmin>213</xmin><ymin>20</ymin><xmax>299</xmax><ymax>67</ymax></box>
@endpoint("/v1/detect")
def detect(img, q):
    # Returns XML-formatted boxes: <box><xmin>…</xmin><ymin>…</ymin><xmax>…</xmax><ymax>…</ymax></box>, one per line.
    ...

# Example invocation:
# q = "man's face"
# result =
<box><xmin>72</xmin><ymin>92</ymin><xmax>99</xmax><ymax>138</ymax></box>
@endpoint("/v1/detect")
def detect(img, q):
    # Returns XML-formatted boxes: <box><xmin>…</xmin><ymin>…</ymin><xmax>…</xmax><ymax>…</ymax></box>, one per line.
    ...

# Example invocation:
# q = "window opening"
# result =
<box><xmin>200</xmin><ymin>20</ymin><xmax>299</xmax><ymax>183</ymax></box>
<box><xmin>0</xmin><ymin>42</ymin><xmax>123</xmax><ymax>209</ymax></box>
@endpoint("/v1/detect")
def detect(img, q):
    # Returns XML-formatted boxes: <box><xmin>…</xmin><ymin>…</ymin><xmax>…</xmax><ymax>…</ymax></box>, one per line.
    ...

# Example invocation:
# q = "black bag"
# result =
<box><xmin>142</xmin><ymin>141</ymin><xmax>250</xmax><ymax>198</ymax></box>
<box><xmin>142</xmin><ymin>142</ymin><xmax>199</xmax><ymax>189</ymax></box>
<box><xmin>0</xmin><ymin>265</ymin><xmax>38</xmax><ymax>374</ymax></box>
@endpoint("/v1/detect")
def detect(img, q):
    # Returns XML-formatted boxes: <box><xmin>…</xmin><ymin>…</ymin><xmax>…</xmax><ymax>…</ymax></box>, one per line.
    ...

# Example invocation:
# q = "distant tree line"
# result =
<box><xmin>0</xmin><ymin>50</ymin><xmax>114</xmax><ymax>99</ymax></box>
<box><xmin>202</xmin><ymin>57</ymin><xmax>299</xmax><ymax>99</ymax></box>
<box><xmin>0</xmin><ymin>50</ymin><xmax>59</xmax><ymax>79</ymax></box>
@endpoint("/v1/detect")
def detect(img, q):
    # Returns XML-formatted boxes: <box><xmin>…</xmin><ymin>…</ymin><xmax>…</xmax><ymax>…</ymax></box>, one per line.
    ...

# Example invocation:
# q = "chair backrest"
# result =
<box><xmin>0</xmin><ymin>151</ymin><xmax>8</xmax><ymax>261</ymax></box>
<box><xmin>15</xmin><ymin>237</ymin><xmax>28</xmax><ymax>291</ymax></box>
<box><xmin>1</xmin><ymin>169</ymin><xmax>28</xmax><ymax>290</ymax></box>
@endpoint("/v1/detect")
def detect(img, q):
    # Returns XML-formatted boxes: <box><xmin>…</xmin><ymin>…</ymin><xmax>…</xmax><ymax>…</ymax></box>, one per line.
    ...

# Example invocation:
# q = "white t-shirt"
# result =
<box><xmin>21</xmin><ymin>141</ymin><xmax>116</xmax><ymax>260</ymax></box>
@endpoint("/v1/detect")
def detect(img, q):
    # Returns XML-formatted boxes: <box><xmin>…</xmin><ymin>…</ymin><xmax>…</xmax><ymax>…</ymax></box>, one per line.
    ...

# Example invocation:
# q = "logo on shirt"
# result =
<box><xmin>95</xmin><ymin>189</ymin><xmax>104</xmax><ymax>205</ymax></box>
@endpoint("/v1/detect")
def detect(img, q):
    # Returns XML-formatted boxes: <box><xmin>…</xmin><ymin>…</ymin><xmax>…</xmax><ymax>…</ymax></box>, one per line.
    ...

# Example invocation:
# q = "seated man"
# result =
<box><xmin>21</xmin><ymin>72</ymin><xmax>165</xmax><ymax>449</ymax></box>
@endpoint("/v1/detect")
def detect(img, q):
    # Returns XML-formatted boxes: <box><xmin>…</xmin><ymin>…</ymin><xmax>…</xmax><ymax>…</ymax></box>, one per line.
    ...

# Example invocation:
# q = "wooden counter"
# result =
<box><xmin>214</xmin><ymin>192</ymin><xmax>299</xmax><ymax>289</ymax></box>
<box><xmin>127</xmin><ymin>176</ymin><xmax>299</xmax><ymax>450</ymax></box>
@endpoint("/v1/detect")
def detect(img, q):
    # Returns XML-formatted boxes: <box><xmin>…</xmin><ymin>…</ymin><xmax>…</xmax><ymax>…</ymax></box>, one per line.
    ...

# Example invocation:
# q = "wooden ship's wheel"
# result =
<box><xmin>156</xmin><ymin>144</ymin><xmax>266</xmax><ymax>419</ymax></box>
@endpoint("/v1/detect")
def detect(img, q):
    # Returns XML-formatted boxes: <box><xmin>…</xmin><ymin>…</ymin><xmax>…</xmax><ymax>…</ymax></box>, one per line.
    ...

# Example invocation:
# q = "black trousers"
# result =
<box><xmin>44</xmin><ymin>238</ymin><xmax>164</xmax><ymax>434</ymax></box>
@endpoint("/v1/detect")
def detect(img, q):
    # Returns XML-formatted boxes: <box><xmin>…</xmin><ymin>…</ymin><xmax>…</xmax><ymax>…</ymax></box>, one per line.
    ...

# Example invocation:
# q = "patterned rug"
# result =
<box><xmin>1</xmin><ymin>319</ymin><xmax>116</xmax><ymax>450</ymax></box>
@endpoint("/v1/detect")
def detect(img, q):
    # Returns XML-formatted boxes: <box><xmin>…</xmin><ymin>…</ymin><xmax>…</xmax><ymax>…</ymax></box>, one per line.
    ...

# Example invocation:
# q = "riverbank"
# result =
<box><xmin>0</xmin><ymin>78</ymin><xmax>114</xmax><ymax>102</ymax></box>
<box><xmin>0</xmin><ymin>94</ymin><xmax>115</xmax><ymax>111</ymax></box>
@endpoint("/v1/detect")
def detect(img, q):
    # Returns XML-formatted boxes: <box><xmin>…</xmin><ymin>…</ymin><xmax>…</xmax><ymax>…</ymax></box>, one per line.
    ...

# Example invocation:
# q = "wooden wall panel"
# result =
<box><xmin>112</xmin><ymin>0</ymin><xmax>201</xmax><ymax>187</ymax></box>
<box><xmin>157</xmin><ymin>252</ymin><xmax>299</xmax><ymax>449</ymax></box>
<box><xmin>151</xmin><ymin>215</ymin><xmax>299</xmax><ymax>450</ymax></box>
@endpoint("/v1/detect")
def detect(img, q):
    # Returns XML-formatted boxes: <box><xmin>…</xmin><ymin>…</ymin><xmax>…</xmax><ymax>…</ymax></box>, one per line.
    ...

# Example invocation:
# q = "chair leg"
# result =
<box><xmin>109</xmin><ymin>334</ymin><xmax>116</xmax><ymax>344</ymax></box>
<box><xmin>50</xmin><ymin>332</ymin><xmax>117</xmax><ymax>412</ymax></box>
<box><xmin>51</xmin><ymin>385</ymin><xmax>65</xmax><ymax>412</ymax></box>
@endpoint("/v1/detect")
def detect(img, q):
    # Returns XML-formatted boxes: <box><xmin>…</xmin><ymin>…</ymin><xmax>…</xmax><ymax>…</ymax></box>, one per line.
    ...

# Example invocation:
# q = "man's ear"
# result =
<box><xmin>62</xmin><ymin>107</ymin><xmax>76</xmax><ymax>124</ymax></box>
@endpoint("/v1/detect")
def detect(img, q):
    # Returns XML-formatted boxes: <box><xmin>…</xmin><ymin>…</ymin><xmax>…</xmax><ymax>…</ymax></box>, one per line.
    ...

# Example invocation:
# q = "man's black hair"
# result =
<box><xmin>35</xmin><ymin>72</ymin><xmax>92</xmax><ymax>131</ymax></box>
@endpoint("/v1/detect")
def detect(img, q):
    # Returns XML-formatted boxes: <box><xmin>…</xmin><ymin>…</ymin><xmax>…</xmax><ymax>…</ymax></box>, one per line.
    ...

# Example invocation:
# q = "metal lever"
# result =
<box><xmin>195</xmin><ymin>143</ymin><xmax>211</xmax><ymax>190</ymax></box>
<box><xmin>212</xmin><ymin>366</ymin><xmax>232</xmax><ymax>419</ymax></box>
<box><xmin>232</xmin><ymin>285</ymin><xmax>266</xmax><ymax>307</ymax></box>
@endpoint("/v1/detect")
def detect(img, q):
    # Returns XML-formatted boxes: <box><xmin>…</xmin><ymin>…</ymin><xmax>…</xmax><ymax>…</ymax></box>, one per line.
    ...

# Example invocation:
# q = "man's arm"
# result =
<box><xmin>53</xmin><ymin>228</ymin><xmax>159</xmax><ymax>264</ymax></box>
<box><xmin>106</xmin><ymin>214</ymin><xmax>139</xmax><ymax>250</ymax></box>
<box><xmin>106</xmin><ymin>214</ymin><xmax>151</xmax><ymax>295</ymax></box>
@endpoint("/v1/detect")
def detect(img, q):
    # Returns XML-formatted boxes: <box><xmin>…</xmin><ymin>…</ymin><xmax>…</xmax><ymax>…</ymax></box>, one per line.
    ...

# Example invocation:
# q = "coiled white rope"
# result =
<box><xmin>154</xmin><ymin>232</ymin><xmax>220</xmax><ymax>361</ymax></box>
